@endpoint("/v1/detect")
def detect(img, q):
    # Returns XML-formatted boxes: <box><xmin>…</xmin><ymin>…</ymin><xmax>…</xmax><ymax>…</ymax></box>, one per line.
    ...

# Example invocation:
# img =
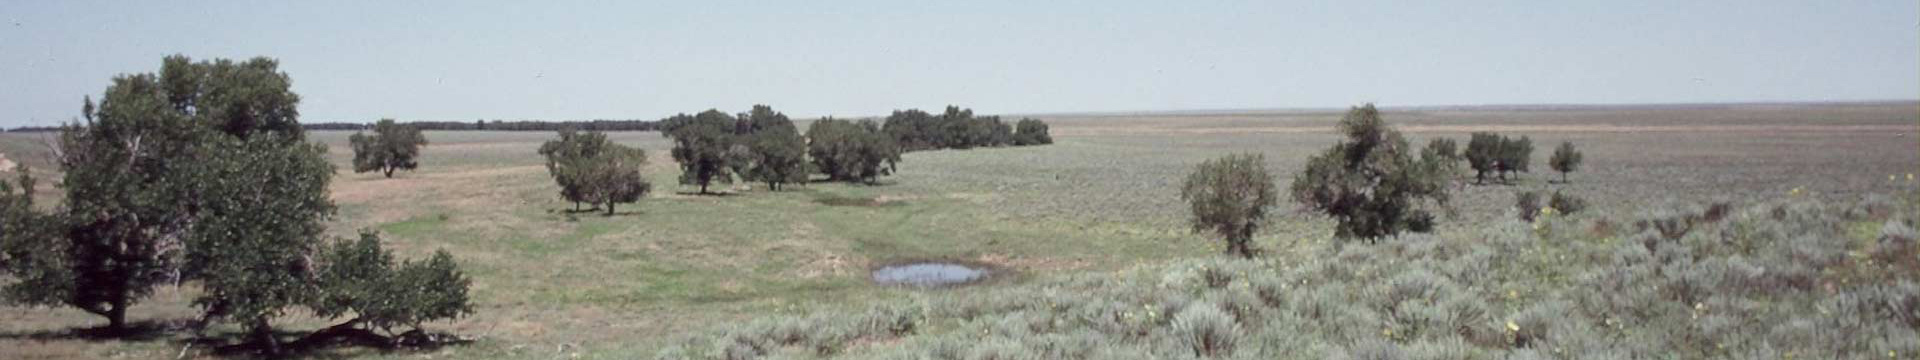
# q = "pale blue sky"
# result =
<box><xmin>3</xmin><ymin>1</ymin><xmax>1916</xmax><ymax>127</ymax></box>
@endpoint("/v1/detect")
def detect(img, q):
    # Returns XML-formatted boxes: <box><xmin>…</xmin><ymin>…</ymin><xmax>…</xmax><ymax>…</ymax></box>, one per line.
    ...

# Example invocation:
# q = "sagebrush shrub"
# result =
<box><xmin>1170</xmin><ymin>303</ymin><xmax>1239</xmax><ymax>357</ymax></box>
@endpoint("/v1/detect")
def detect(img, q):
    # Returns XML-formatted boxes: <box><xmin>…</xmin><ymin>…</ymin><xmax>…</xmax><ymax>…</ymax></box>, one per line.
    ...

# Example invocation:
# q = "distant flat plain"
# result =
<box><xmin>0</xmin><ymin>102</ymin><xmax>1914</xmax><ymax>358</ymax></box>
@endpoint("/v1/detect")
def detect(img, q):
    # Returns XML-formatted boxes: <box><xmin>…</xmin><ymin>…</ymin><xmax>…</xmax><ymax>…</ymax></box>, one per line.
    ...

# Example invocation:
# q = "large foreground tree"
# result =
<box><xmin>1</xmin><ymin>56</ymin><xmax>474</xmax><ymax>351</ymax></box>
<box><xmin>1290</xmin><ymin>104</ymin><xmax>1452</xmax><ymax>241</ymax></box>
<box><xmin>1181</xmin><ymin>153</ymin><xmax>1278</xmax><ymax>258</ymax></box>
<box><xmin>349</xmin><ymin>118</ymin><xmax>428</xmax><ymax>178</ymax></box>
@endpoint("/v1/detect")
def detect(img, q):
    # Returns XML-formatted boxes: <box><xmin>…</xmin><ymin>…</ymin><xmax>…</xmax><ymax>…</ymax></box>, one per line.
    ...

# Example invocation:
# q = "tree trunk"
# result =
<box><xmin>384</xmin><ymin>167</ymin><xmax>394</xmax><ymax>178</ymax></box>
<box><xmin>700</xmin><ymin>183</ymin><xmax>709</xmax><ymax>194</ymax></box>
<box><xmin>1231</xmin><ymin>228</ymin><xmax>1256</xmax><ymax>258</ymax></box>
<box><xmin>604</xmin><ymin>202</ymin><xmax>615</xmax><ymax>216</ymax></box>
<box><xmin>254</xmin><ymin>317</ymin><xmax>281</xmax><ymax>356</ymax></box>
<box><xmin>105</xmin><ymin>301</ymin><xmax>127</xmax><ymax>334</ymax></box>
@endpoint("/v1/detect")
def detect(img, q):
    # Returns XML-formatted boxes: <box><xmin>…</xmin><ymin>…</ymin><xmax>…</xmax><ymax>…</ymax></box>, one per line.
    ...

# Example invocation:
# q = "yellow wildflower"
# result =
<box><xmin>1506</xmin><ymin>320</ymin><xmax>1520</xmax><ymax>332</ymax></box>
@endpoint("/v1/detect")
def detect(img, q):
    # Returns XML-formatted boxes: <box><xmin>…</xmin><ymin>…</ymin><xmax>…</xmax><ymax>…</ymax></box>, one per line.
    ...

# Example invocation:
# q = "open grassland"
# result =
<box><xmin>1</xmin><ymin>102</ymin><xmax>1916</xmax><ymax>358</ymax></box>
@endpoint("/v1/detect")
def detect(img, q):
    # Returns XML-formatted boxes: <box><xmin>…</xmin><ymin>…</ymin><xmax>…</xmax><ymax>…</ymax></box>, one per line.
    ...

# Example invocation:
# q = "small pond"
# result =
<box><xmin>871</xmin><ymin>262</ymin><xmax>989</xmax><ymax>287</ymax></box>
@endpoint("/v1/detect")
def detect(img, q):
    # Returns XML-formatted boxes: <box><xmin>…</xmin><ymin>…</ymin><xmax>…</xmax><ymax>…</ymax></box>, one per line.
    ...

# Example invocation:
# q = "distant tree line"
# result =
<box><xmin>882</xmin><ymin>106</ymin><xmax>1053</xmax><ymax>151</ymax></box>
<box><xmin>541</xmin><ymin>105</ymin><xmax>1049</xmax><ymax>211</ymax></box>
<box><xmin>302</xmin><ymin>119</ymin><xmax>662</xmax><ymax>132</ymax></box>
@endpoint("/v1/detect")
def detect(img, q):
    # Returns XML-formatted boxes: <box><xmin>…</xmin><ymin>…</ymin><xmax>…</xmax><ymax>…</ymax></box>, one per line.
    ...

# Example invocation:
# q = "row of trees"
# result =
<box><xmin>1464</xmin><ymin>132</ymin><xmax>1533</xmax><ymax>183</ymax></box>
<box><xmin>0</xmin><ymin>56</ymin><xmax>470</xmax><ymax>355</ymax></box>
<box><xmin>1462</xmin><ymin>132</ymin><xmax>1585</xmax><ymax>184</ymax></box>
<box><xmin>306</xmin><ymin>119</ymin><xmax>661</xmax><ymax>132</ymax></box>
<box><xmin>1184</xmin><ymin>104</ymin><xmax>1594</xmax><ymax>256</ymax></box>
<box><xmin>658</xmin><ymin>106</ymin><xmax>901</xmax><ymax>194</ymax></box>
<box><xmin>882</xmin><ymin>106</ymin><xmax>1053</xmax><ymax>151</ymax></box>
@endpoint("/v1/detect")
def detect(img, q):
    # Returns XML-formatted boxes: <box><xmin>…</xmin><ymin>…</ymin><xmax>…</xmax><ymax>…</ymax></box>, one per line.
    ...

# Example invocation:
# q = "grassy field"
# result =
<box><xmin>1</xmin><ymin>102</ymin><xmax>1916</xmax><ymax>358</ymax></box>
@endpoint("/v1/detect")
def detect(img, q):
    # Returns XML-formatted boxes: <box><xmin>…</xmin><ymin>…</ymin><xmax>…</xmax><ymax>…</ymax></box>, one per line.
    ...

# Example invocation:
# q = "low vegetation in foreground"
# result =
<box><xmin>659</xmin><ymin>194</ymin><xmax>1919</xmax><ymax>359</ymax></box>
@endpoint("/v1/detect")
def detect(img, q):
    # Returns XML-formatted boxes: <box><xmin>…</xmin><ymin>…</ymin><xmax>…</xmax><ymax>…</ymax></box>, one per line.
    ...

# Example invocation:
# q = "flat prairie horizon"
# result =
<box><xmin>1</xmin><ymin>100</ymin><xmax>1916</xmax><ymax>359</ymax></box>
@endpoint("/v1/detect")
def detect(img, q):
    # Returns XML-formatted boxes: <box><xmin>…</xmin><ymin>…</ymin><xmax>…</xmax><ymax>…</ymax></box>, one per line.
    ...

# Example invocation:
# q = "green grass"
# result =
<box><xmin>1</xmin><ymin>102</ymin><xmax>1916</xmax><ymax>359</ymax></box>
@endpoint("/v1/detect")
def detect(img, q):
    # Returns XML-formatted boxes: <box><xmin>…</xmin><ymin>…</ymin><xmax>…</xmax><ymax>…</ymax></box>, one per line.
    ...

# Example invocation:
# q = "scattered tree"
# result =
<box><xmin>349</xmin><ymin>119</ymin><xmax>428</xmax><ymax>178</ymax></box>
<box><xmin>1501</xmin><ymin>136</ymin><xmax>1533</xmax><ymax>181</ymax></box>
<box><xmin>664</xmin><ymin>110</ymin><xmax>738</xmax><ymax>194</ymax></box>
<box><xmin>538</xmin><ymin>129</ymin><xmax>609</xmax><ymax>211</ymax></box>
<box><xmin>1549</xmin><ymin>141</ymin><xmax>1583</xmax><ymax>183</ymax></box>
<box><xmin>1290</xmin><ymin>104</ymin><xmax>1452</xmax><ymax>241</ymax></box>
<box><xmin>1014</xmin><ymin>118</ymin><xmax>1053</xmax><ymax>145</ymax></box>
<box><xmin>311</xmin><ymin>231</ymin><xmax>472</xmax><ymax>343</ymax></box>
<box><xmin>1181</xmin><ymin>153</ymin><xmax>1277</xmax><ymax>258</ymax></box>
<box><xmin>1464</xmin><ymin>132</ymin><xmax>1534</xmax><ymax>184</ymax></box>
<box><xmin>580</xmin><ymin>145</ymin><xmax>650</xmax><ymax>215</ymax></box>
<box><xmin>539</xmin><ymin>129</ymin><xmax>652</xmax><ymax>214</ymax></box>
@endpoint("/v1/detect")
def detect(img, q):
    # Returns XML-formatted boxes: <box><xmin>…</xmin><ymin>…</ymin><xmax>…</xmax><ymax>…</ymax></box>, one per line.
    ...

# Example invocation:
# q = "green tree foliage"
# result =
<box><xmin>1</xmin><ymin>56</ymin><xmax>475</xmax><ymax>350</ymax></box>
<box><xmin>1013</xmin><ymin>118</ymin><xmax>1053</xmax><ymax>145</ymax></box>
<box><xmin>883</xmin><ymin>109</ymin><xmax>942</xmax><ymax>151</ymax></box>
<box><xmin>1290</xmin><ymin>104</ymin><xmax>1451</xmax><ymax>241</ymax></box>
<box><xmin>664</xmin><ymin>110</ymin><xmax>738</xmax><ymax>194</ymax></box>
<box><xmin>539</xmin><ymin>129</ymin><xmax>651</xmax><ymax>214</ymax></box>
<box><xmin>734</xmin><ymin>105</ymin><xmax>811</xmax><ymax>191</ymax></box>
<box><xmin>184</xmin><ymin>136</ymin><xmax>336</xmax><ymax>350</ymax></box>
<box><xmin>807</xmin><ymin>118</ymin><xmax>901</xmax><ymax>184</ymax></box>
<box><xmin>312</xmin><ymin>231</ymin><xmax>473</xmax><ymax>339</ymax></box>
<box><xmin>16</xmin><ymin>60</ymin><xmax>254</xmax><ymax>331</ymax></box>
<box><xmin>1180</xmin><ymin>153</ymin><xmax>1277</xmax><ymax>258</ymax></box>
<box><xmin>1549</xmin><ymin>141</ymin><xmax>1583</xmax><ymax>183</ymax></box>
<box><xmin>1422</xmin><ymin>138</ymin><xmax>1463</xmax><ymax>180</ymax></box>
<box><xmin>1463</xmin><ymin>132</ymin><xmax>1534</xmax><ymax>184</ymax></box>
<box><xmin>349</xmin><ymin>119</ymin><xmax>428</xmax><ymax>178</ymax></box>
<box><xmin>538</xmin><ymin>128</ymin><xmax>608</xmax><ymax>210</ymax></box>
<box><xmin>881</xmin><ymin>106</ymin><xmax>1049</xmax><ymax>151</ymax></box>
<box><xmin>0</xmin><ymin>167</ymin><xmax>68</xmax><ymax>310</ymax></box>
<box><xmin>581</xmin><ymin>145</ymin><xmax>651</xmax><ymax>215</ymax></box>
<box><xmin>158</xmin><ymin>55</ymin><xmax>304</xmax><ymax>141</ymax></box>
<box><xmin>1464</xmin><ymin>132</ymin><xmax>1501</xmax><ymax>183</ymax></box>
<box><xmin>1501</xmin><ymin>136</ymin><xmax>1533</xmax><ymax>180</ymax></box>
